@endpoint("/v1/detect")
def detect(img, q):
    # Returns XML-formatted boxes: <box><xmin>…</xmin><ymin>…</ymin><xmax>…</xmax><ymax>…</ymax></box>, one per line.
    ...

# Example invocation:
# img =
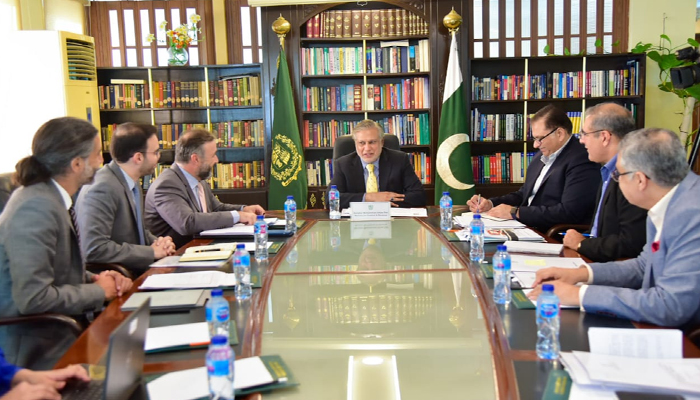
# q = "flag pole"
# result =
<box><xmin>443</xmin><ymin>7</ymin><xmax>462</xmax><ymax>34</ymax></box>
<box><xmin>272</xmin><ymin>15</ymin><xmax>290</xmax><ymax>66</ymax></box>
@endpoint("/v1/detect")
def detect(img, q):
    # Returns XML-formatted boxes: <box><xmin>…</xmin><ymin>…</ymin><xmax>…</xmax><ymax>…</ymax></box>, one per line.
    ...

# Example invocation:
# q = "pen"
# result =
<box><xmin>477</xmin><ymin>194</ymin><xmax>481</xmax><ymax>213</ymax></box>
<box><xmin>558</xmin><ymin>232</ymin><xmax>590</xmax><ymax>237</ymax></box>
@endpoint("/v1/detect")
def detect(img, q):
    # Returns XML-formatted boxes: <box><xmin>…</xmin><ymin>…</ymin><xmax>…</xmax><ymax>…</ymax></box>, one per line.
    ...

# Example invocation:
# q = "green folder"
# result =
<box><xmin>512</xmin><ymin>289</ymin><xmax>536</xmax><ymax>309</ymax></box>
<box><xmin>235</xmin><ymin>354</ymin><xmax>300</xmax><ymax>395</ymax></box>
<box><xmin>541</xmin><ymin>369</ymin><xmax>572</xmax><ymax>400</ymax></box>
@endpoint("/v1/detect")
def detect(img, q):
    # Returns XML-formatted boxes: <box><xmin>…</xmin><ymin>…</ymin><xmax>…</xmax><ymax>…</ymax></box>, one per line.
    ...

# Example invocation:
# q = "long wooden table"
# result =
<box><xmin>56</xmin><ymin>207</ymin><xmax>700</xmax><ymax>400</ymax></box>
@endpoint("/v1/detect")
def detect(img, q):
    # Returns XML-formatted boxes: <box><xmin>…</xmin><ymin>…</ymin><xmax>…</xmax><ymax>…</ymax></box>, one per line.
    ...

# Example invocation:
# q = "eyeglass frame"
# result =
<box><xmin>532</xmin><ymin>127</ymin><xmax>559</xmax><ymax>144</ymax></box>
<box><xmin>611</xmin><ymin>169</ymin><xmax>638</xmax><ymax>182</ymax></box>
<box><xmin>575</xmin><ymin>129</ymin><xmax>606</xmax><ymax>139</ymax></box>
<box><xmin>139</xmin><ymin>149</ymin><xmax>161</xmax><ymax>157</ymax></box>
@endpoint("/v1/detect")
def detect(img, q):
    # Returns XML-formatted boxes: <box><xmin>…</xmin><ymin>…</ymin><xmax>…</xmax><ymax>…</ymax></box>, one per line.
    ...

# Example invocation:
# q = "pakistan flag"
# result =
<box><xmin>435</xmin><ymin>33</ymin><xmax>475</xmax><ymax>205</ymax></box>
<box><xmin>268</xmin><ymin>48</ymin><xmax>307</xmax><ymax>210</ymax></box>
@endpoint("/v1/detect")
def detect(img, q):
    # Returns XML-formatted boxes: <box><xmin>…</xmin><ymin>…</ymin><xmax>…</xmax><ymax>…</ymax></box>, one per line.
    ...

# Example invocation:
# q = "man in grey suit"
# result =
<box><xmin>75</xmin><ymin>123</ymin><xmax>176</xmax><ymax>273</ymax></box>
<box><xmin>531</xmin><ymin>128</ymin><xmax>700</xmax><ymax>331</ymax></box>
<box><xmin>0</xmin><ymin>117</ymin><xmax>132</xmax><ymax>369</ymax></box>
<box><xmin>145</xmin><ymin>129</ymin><xmax>266</xmax><ymax>247</ymax></box>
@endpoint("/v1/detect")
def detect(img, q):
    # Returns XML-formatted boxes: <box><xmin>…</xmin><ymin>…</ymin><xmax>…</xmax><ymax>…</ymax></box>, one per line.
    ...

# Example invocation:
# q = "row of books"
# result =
<box><xmin>302</xmin><ymin>119</ymin><xmax>358</xmax><ymax>147</ymax></box>
<box><xmin>319</xmin><ymin>294</ymin><xmax>434</xmax><ymax>324</ymax></box>
<box><xmin>305</xmin><ymin>8</ymin><xmax>428</xmax><ymax>39</ymax></box>
<box><xmin>471</xmin><ymin>152</ymin><xmax>536</xmax><ymax>184</ymax></box>
<box><xmin>375</xmin><ymin>113</ymin><xmax>430</xmax><ymax>145</ymax></box>
<box><xmin>300</xmin><ymin>40</ymin><xmax>430</xmax><ymax>76</ymax></box>
<box><xmin>208</xmin><ymin>161</ymin><xmax>266</xmax><ymax>189</ymax></box>
<box><xmin>209</xmin><ymin>75</ymin><xmax>262</xmax><ymax>107</ymax></box>
<box><xmin>302</xmin><ymin>79</ymin><xmax>430</xmax><ymax>112</ymax></box>
<box><xmin>211</xmin><ymin>120</ymin><xmax>264</xmax><ymax>148</ymax></box>
<box><xmin>302</xmin><ymin>84</ymin><xmax>362</xmax><ymax>112</ymax></box>
<box><xmin>99</xmin><ymin>83</ymin><xmax>149</xmax><ymax>109</ymax></box>
<box><xmin>151</xmin><ymin>81</ymin><xmax>208</xmax><ymax>108</ymax></box>
<box><xmin>307</xmin><ymin>159</ymin><xmax>333</xmax><ymax>187</ymax></box>
<box><xmin>407</xmin><ymin>151</ymin><xmax>431</xmax><ymax>184</ymax></box>
<box><xmin>471</xmin><ymin>110</ymin><xmax>526</xmax><ymax>141</ymax></box>
<box><xmin>472</xmin><ymin>61</ymin><xmax>641</xmax><ymax>100</ymax></box>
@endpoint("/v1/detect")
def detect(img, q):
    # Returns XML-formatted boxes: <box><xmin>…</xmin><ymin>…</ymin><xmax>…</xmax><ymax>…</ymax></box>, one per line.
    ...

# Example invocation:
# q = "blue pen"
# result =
<box><xmin>559</xmin><ymin>232</ymin><xmax>590</xmax><ymax>237</ymax></box>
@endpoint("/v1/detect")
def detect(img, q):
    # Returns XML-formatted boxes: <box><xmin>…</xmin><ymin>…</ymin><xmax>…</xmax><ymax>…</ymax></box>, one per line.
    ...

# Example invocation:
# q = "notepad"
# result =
<box><xmin>121</xmin><ymin>289</ymin><xmax>207</xmax><ymax>312</ymax></box>
<box><xmin>139</xmin><ymin>271</ymin><xmax>236</xmax><ymax>290</ymax></box>
<box><xmin>503</xmin><ymin>241</ymin><xmax>564</xmax><ymax>255</ymax></box>
<box><xmin>199</xmin><ymin>218</ymin><xmax>278</xmax><ymax>237</ymax></box>
<box><xmin>144</xmin><ymin>322</ymin><xmax>211</xmax><ymax>353</ymax></box>
<box><xmin>178</xmin><ymin>244</ymin><xmax>235</xmax><ymax>262</ymax></box>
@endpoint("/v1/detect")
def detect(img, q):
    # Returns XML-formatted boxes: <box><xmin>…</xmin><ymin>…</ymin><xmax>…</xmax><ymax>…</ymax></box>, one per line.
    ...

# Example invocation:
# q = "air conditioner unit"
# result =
<box><xmin>0</xmin><ymin>31</ymin><xmax>101</xmax><ymax>172</ymax></box>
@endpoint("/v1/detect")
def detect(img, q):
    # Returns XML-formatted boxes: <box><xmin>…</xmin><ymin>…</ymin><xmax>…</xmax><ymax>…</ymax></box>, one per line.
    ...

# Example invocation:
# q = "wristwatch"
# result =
<box><xmin>577</xmin><ymin>242</ymin><xmax>582</xmax><ymax>251</ymax></box>
<box><xmin>510</xmin><ymin>206</ymin><xmax>518</xmax><ymax>219</ymax></box>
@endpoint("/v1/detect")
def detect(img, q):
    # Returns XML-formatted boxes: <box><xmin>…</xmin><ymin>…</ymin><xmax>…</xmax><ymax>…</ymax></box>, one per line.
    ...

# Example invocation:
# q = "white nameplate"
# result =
<box><xmin>349</xmin><ymin>202</ymin><xmax>391</xmax><ymax>221</ymax></box>
<box><xmin>350</xmin><ymin>220</ymin><xmax>392</xmax><ymax>239</ymax></box>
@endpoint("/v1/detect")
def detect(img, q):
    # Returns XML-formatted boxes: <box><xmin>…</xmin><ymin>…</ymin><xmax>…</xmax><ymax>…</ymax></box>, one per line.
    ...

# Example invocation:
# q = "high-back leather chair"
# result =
<box><xmin>0</xmin><ymin>172</ymin><xmax>18</xmax><ymax>214</ymax></box>
<box><xmin>332</xmin><ymin>134</ymin><xmax>401</xmax><ymax>160</ymax></box>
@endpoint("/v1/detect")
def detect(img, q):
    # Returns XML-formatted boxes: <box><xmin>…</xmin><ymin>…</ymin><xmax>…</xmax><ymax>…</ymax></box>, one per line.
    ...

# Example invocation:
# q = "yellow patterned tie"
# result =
<box><xmin>366</xmin><ymin>164</ymin><xmax>378</xmax><ymax>193</ymax></box>
<box><xmin>368</xmin><ymin>238</ymin><xmax>377</xmax><ymax>245</ymax></box>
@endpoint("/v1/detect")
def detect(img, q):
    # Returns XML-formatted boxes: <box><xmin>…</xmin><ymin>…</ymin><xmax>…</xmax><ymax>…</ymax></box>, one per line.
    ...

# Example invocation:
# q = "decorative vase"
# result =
<box><xmin>167</xmin><ymin>46</ymin><xmax>189</xmax><ymax>66</ymax></box>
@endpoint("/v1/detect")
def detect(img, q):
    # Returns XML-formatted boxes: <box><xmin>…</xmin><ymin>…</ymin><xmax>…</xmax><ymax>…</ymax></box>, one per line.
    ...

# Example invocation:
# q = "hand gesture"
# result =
<box><xmin>242</xmin><ymin>205</ymin><xmax>266</xmax><ymax>215</ymax></box>
<box><xmin>467</xmin><ymin>195</ymin><xmax>492</xmax><ymax>213</ymax></box>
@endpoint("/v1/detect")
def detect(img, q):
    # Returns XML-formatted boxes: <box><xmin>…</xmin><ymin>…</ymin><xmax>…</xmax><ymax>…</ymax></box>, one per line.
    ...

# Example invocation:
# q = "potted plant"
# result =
<box><xmin>147</xmin><ymin>14</ymin><xmax>202</xmax><ymax>66</ymax></box>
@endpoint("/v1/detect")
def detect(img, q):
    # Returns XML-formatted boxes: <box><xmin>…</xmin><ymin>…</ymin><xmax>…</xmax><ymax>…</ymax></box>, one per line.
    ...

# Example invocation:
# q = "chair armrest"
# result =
<box><xmin>545</xmin><ymin>224</ymin><xmax>590</xmax><ymax>241</ymax></box>
<box><xmin>86</xmin><ymin>263</ymin><xmax>133</xmax><ymax>280</ymax></box>
<box><xmin>0</xmin><ymin>314</ymin><xmax>84</xmax><ymax>336</ymax></box>
<box><xmin>689</xmin><ymin>327</ymin><xmax>700</xmax><ymax>348</ymax></box>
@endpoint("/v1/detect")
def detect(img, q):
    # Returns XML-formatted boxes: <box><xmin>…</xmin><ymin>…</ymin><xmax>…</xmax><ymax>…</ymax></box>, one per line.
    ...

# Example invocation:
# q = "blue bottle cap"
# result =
<box><xmin>443</xmin><ymin>191</ymin><xmax>450</xmax><ymax>195</ymax></box>
<box><xmin>542</xmin><ymin>284</ymin><xmax>554</xmax><ymax>292</ymax></box>
<box><xmin>257</xmin><ymin>215</ymin><xmax>264</xmax><ymax>220</ymax></box>
<box><xmin>330</xmin><ymin>185</ymin><xmax>337</xmax><ymax>189</ymax></box>
<box><xmin>497</xmin><ymin>244</ymin><xmax>507</xmax><ymax>251</ymax></box>
<box><xmin>236</xmin><ymin>243</ymin><xmax>245</xmax><ymax>249</ymax></box>
<box><xmin>211</xmin><ymin>288</ymin><xmax>223</xmax><ymax>297</ymax></box>
<box><xmin>473</xmin><ymin>214</ymin><xmax>481</xmax><ymax>219</ymax></box>
<box><xmin>211</xmin><ymin>335</ymin><xmax>228</xmax><ymax>345</ymax></box>
<box><xmin>287</xmin><ymin>195</ymin><xmax>294</xmax><ymax>199</ymax></box>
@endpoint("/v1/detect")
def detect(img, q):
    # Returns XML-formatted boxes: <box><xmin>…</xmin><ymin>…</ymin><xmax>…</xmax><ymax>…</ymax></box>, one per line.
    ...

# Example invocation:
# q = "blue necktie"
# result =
<box><xmin>132</xmin><ymin>185</ymin><xmax>145</xmax><ymax>245</ymax></box>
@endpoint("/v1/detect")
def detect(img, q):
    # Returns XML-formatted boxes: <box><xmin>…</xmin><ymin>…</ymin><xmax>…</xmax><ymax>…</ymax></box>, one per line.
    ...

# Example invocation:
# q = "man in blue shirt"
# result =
<box><xmin>562</xmin><ymin>103</ymin><xmax>647</xmax><ymax>261</ymax></box>
<box><xmin>0</xmin><ymin>347</ymin><xmax>89</xmax><ymax>399</ymax></box>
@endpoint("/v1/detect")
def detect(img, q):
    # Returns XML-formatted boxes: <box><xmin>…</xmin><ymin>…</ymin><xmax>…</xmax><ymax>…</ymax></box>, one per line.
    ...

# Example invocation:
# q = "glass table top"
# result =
<box><xmin>260</xmin><ymin>219</ymin><xmax>497</xmax><ymax>399</ymax></box>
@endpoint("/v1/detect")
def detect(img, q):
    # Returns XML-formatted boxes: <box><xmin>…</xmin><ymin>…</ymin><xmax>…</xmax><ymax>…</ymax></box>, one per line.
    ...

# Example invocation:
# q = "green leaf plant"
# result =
<box><xmin>632</xmin><ymin>35</ymin><xmax>700</xmax><ymax>149</ymax></box>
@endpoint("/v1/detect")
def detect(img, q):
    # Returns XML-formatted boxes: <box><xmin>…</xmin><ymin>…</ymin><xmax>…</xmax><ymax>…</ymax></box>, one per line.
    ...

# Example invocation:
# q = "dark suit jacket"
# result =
<box><xmin>145</xmin><ymin>164</ymin><xmax>244</xmax><ymax>248</ymax></box>
<box><xmin>577</xmin><ymin>179</ymin><xmax>647</xmax><ymax>262</ymax></box>
<box><xmin>0</xmin><ymin>182</ymin><xmax>104</xmax><ymax>369</ymax></box>
<box><xmin>329</xmin><ymin>148</ymin><xmax>426</xmax><ymax>210</ymax></box>
<box><xmin>490</xmin><ymin>138</ymin><xmax>600</xmax><ymax>232</ymax></box>
<box><xmin>75</xmin><ymin>161</ymin><xmax>156</xmax><ymax>271</ymax></box>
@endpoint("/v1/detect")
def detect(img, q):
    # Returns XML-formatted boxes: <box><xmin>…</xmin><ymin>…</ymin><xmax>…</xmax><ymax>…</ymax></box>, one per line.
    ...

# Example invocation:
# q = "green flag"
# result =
<box><xmin>435</xmin><ymin>33</ymin><xmax>475</xmax><ymax>205</ymax></box>
<box><xmin>268</xmin><ymin>48</ymin><xmax>307</xmax><ymax>210</ymax></box>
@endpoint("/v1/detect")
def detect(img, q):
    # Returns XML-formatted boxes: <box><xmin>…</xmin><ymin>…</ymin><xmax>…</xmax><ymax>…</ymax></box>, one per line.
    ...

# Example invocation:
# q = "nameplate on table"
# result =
<box><xmin>349</xmin><ymin>202</ymin><xmax>391</xmax><ymax>221</ymax></box>
<box><xmin>350</xmin><ymin>220</ymin><xmax>392</xmax><ymax>239</ymax></box>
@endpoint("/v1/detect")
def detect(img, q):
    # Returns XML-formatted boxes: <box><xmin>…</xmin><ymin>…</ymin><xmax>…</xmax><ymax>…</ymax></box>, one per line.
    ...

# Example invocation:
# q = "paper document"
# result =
<box><xmin>144</xmin><ymin>322</ymin><xmax>210</xmax><ymax>352</ymax></box>
<box><xmin>121</xmin><ymin>289</ymin><xmax>205</xmax><ymax>311</ymax></box>
<box><xmin>146</xmin><ymin>357</ymin><xmax>278</xmax><ymax>400</ymax></box>
<box><xmin>149</xmin><ymin>256</ymin><xmax>227</xmax><ymax>268</ymax></box>
<box><xmin>587</xmin><ymin>328</ymin><xmax>683</xmax><ymax>359</ymax></box>
<box><xmin>139</xmin><ymin>271</ymin><xmax>236</xmax><ymax>290</ymax></box>
<box><xmin>520</xmin><ymin>289</ymin><xmax>579</xmax><ymax>308</ymax></box>
<box><xmin>341</xmin><ymin>207</ymin><xmax>428</xmax><ymax>218</ymax></box>
<box><xmin>509</xmin><ymin>255</ymin><xmax>584</xmax><ymax>272</ymax></box>
<box><xmin>454</xmin><ymin>228</ymin><xmax>545</xmax><ymax>243</ymax></box>
<box><xmin>503</xmin><ymin>241</ymin><xmax>564</xmax><ymax>255</ymax></box>
<box><xmin>455</xmin><ymin>212</ymin><xmax>527</xmax><ymax>229</ymax></box>
<box><xmin>199</xmin><ymin>224</ymin><xmax>254</xmax><ymax>236</ymax></box>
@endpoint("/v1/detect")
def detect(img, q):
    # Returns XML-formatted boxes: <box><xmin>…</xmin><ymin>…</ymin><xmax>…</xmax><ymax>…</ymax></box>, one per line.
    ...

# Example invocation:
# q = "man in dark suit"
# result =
<box><xmin>145</xmin><ymin>129</ymin><xmax>265</xmax><ymax>248</ymax></box>
<box><xmin>467</xmin><ymin>105</ymin><xmax>601</xmax><ymax>232</ymax></box>
<box><xmin>75</xmin><ymin>123</ymin><xmax>176</xmax><ymax>273</ymax></box>
<box><xmin>329</xmin><ymin>119</ymin><xmax>426</xmax><ymax>210</ymax></box>
<box><xmin>0</xmin><ymin>117</ymin><xmax>132</xmax><ymax>369</ymax></box>
<box><xmin>562</xmin><ymin>103</ymin><xmax>647</xmax><ymax>261</ymax></box>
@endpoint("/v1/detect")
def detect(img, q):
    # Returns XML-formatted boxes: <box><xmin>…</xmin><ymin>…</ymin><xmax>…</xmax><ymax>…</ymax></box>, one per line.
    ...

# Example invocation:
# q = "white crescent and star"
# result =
<box><xmin>436</xmin><ymin>133</ymin><xmax>474</xmax><ymax>190</ymax></box>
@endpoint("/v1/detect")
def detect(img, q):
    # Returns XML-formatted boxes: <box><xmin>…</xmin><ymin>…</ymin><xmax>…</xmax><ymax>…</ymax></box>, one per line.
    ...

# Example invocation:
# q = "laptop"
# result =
<box><xmin>62</xmin><ymin>298</ymin><xmax>150</xmax><ymax>400</ymax></box>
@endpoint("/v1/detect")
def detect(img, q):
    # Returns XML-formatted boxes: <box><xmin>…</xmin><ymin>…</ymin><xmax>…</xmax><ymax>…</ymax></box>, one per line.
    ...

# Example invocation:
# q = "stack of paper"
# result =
<box><xmin>145</xmin><ymin>322</ymin><xmax>211</xmax><ymax>353</ymax></box>
<box><xmin>139</xmin><ymin>271</ymin><xmax>236</xmax><ymax>290</ymax></box>
<box><xmin>340</xmin><ymin>208</ymin><xmax>428</xmax><ymax>217</ymax></box>
<box><xmin>199</xmin><ymin>218</ymin><xmax>277</xmax><ymax>237</ymax></box>
<box><xmin>454</xmin><ymin>212</ymin><xmax>526</xmax><ymax>229</ymax></box>
<box><xmin>560</xmin><ymin>328</ymin><xmax>699</xmax><ymax>399</ymax></box>
<box><xmin>502</xmin><ymin>240</ymin><xmax>563</xmax><ymax>255</ymax></box>
<box><xmin>508</xmin><ymin>254</ymin><xmax>583</xmax><ymax>289</ymax></box>
<box><xmin>453</xmin><ymin>227</ymin><xmax>545</xmax><ymax>243</ymax></box>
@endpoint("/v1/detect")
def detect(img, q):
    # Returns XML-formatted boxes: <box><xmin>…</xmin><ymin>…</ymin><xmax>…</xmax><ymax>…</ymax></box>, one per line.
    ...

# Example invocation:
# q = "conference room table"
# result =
<box><xmin>56</xmin><ymin>206</ymin><xmax>700</xmax><ymax>400</ymax></box>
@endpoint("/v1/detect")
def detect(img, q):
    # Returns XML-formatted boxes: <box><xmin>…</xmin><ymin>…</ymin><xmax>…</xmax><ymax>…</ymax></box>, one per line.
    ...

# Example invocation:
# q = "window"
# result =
<box><xmin>89</xmin><ymin>0</ymin><xmax>215</xmax><ymax>67</ymax></box>
<box><xmin>469</xmin><ymin>0</ymin><xmax>628</xmax><ymax>58</ymax></box>
<box><xmin>226</xmin><ymin>0</ymin><xmax>263</xmax><ymax>64</ymax></box>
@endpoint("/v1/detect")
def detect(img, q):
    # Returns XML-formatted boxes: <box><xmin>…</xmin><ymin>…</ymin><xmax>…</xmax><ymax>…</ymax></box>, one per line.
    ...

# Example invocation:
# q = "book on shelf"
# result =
<box><xmin>209</xmin><ymin>75</ymin><xmax>261</xmax><ymax>107</ymax></box>
<box><xmin>306</xmin><ymin>159</ymin><xmax>334</xmax><ymax>187</ymax></box>
<box><xmin>471</xmin><ymin>152</ymin><xmax>535</xmax><ymax>184</ymax></box>
<box><xmin>306</xmin><ymin>7</ymin><xmax>427</xmax><ymax>39</ymax></box>
<box><xmin>470</xmin><ymin>110</ymin><xmax>524</xmax><ymax>141</ymax></box>
<box><xmin>99</xmin><ymin>83</ymin><xmax>150</xmax><ymax>110</ymax></box>
<box><xmin>212</xmin><ymin>120</ymin><xmax>264</xmax><ymax>148</ymax></box>
<box><xmin>303</xmin><ymin>119</ymin><xmax>358</xmax><ymax>147</ymax></box>
<box><xmin>374</xmin><ymin>113</ymin><xmax>430</xmax><ymax>145</ymax></box>
<box><xmin>211</xmin><ymin>161</ymin><xmax>266</xmax><ymax>189</ymax></box>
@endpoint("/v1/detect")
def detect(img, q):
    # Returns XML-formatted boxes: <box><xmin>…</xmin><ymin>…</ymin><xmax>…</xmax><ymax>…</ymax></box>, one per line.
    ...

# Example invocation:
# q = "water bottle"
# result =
<box><xmin>205</xmin><ymin>288</ymin><xmax>230</xmax><ymax>339</ymax></box>
<box><xmin>492</xmin><ymin>244</ymin><xmax>512</xmax><ymax>304</ymax></box>
<box><xmin>206</xmin><ymin>335</ymin><xmax>234</xmax><ymax>400</ymax></box>
<box><xmin>329</xmin><ymin>220</ymin><xmax>341</xmax><ymax>251</ymax></box>
<box><xmin>254</xmin><ymin>215</ymin><xmax>268</xmax><ymax>262</ymax></box>
<box><xmin>328</xmin><ymin>185</ymin><xmax>341</xmax><ymax>220</ymax></box>
<box><xmin>286</xmin><ymin>245</ymin><xmax>298</xmax><ymax>267</ymax></box>
<box><xmin>439</xmin><ymin>191</ymin><xmax>453</xmax><ymax>231</ymax></box>
<box><xmin>284</xmin><ymin>195</ymin><xmax>297</xmax><ymax>233</ymax></box>
<box><xmin>469</xmin><ymin>214</ymin><xmax>485</xmax><ymax>262</ymax></box>
<box><xmin>536</xmin><ymin>284</ymin><xmax>561</xmax><ymax>360</ymax></box>
<box><xmin>233</xmin><ymin>244</ymin><xmax>252</xmax><ymax>300</ymax></box>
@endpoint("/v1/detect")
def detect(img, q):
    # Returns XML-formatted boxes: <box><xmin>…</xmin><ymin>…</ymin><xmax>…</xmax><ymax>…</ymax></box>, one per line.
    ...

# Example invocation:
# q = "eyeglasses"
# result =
<box><xmin>576</xmin><ymin>129</ymin><xmax>605</xmax><ymax>139</ymax></box>
<box><xmin>140</xmin><ymin>149</ymin><xmax>161</xmax><ymax>157</ymax></box>
<box><xmin>532</xmin><ymin>127</ymin><xmax>558</xmax><ymax>144</ymax></box>
<box><xmin>611</xmin><ymin>169</ymin><xmax>636</xmax><ymax>182</ymax></box>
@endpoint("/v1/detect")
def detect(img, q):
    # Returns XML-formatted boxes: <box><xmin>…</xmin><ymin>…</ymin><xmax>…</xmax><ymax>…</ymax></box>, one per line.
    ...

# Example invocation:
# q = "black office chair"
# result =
<box><xmin>0</xmin><ymin>173</ymin><xmax>18</xmax><ymax>214</ymax></box>
<box><xmin>332</xmin><ymin>134</ymin><xmax>401</xmax><ymax>160</ymax></box>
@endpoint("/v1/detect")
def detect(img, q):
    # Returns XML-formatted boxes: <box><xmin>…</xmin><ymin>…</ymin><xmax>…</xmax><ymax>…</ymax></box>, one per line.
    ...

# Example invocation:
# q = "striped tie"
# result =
<box><xmin>68</xmin><ymin>205</ymin><xmax>83</xmax><ymax>262</ymax></box>
<box><xmin>366</xmin><ymin>164</ymin><xmax>378</xmax><ymax>193</ymax></box>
